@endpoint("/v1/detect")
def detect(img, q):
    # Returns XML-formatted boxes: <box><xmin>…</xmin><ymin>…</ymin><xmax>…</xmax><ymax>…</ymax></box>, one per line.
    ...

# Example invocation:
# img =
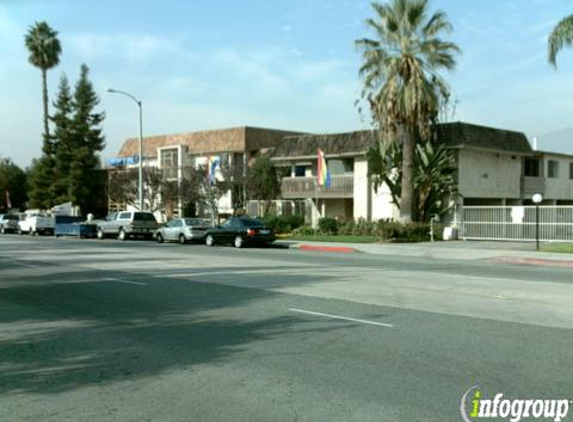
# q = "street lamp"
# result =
<box><xmin>106</xmin><ymin>88</ymin><xmax>144</xmax><ymax>211</ymax></box>
<box><xmin>532</xmin><ymin>193</ymin><xmax>543</xmax><ymax>250</ymax></box>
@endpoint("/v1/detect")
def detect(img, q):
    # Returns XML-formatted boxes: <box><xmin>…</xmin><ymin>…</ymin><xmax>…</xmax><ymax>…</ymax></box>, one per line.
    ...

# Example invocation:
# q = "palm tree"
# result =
<box><xmin>548</xmin><ymin>14</ymin><xmax>573</xmax><ymax>67</ymax></box>
<box><xmin>24</xmin><ymin>21</ymin><xmax>62</xmax><ymax>153</ymax></box>
<box><xmin>356</xmin><ymin>0</ymin><xmax>459</xmax><ymax>222</ymax></box>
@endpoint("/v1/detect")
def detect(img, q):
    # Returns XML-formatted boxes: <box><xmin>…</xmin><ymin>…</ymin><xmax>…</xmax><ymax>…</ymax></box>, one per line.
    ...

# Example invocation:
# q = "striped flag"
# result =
<box><xmin>317</xmin><ymin>148</ymin><xmax>331</xmax><ymax>187</ymax></box>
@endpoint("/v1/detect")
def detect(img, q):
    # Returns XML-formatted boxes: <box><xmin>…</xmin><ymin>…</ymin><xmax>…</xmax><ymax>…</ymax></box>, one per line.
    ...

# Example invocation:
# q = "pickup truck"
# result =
<box><xmin>97</xmin><ymin>211</ymin><xmax>158</xmax><ymax>240</ymax></box>
<box><xmin>18</xmin><ymin>211</ymin><xmax>55</xmax><ymax>236</ymax></box>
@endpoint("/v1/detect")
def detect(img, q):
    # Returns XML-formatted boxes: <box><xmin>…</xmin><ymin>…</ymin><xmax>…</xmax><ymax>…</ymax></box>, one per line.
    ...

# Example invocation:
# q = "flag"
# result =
<box><xmin>316</xmin><ymin>148</ymin><xmax>331</xmax><ymax>187</ymax></box>
<box><xmin>5</xmin><ymin>190</ymin><xmax>11</xmax><ymax>209</ymax></box>
<box><xmin>207</xmin><ymin>156</ymin><xmax>220</xmax><ymax>186</ymax></box>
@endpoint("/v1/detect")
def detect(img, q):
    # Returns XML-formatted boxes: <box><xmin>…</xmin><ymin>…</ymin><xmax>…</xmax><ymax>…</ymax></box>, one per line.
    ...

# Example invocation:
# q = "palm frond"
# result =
<box><xmin>548</xmin><ymin>14</ymin><xmax>573</xmax><ymax>67</ymax></box>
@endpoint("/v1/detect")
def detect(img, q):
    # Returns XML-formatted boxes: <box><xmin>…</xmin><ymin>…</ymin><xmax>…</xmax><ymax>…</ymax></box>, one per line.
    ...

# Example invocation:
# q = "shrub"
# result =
<box><xmin>292</xmin><ymin>225</ymin><xmax>316</xmax><ymax>236</ymax></box>
<box><xmin>318</xmin><ymin>217</ymin><xmax>339</xmax><ymax>235</ymax></box>
<box><xmin>262</xmin><ymin>214</ymin><xmax>305</xmax><ymax>234</ymax></box>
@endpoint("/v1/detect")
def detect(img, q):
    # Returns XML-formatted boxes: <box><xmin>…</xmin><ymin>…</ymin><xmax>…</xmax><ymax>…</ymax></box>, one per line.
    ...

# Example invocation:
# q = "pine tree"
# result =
<box><xmin>69</xmin><ymin>64</ymin><xmax>105</xmax><ymax>214</ymax></box>
<box><xmin>50</xmin><ymin>74</ymin><xmax>74</xmax><ymax>204</ymax></box>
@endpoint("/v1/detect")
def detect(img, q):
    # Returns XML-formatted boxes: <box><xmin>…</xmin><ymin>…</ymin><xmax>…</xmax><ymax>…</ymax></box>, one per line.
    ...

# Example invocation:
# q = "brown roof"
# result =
<box><xmin>271</xmin><ymin>122</ymin><xmax>533</xmax><ymax>159</ymax></box>
<box><xmin>117</xmin><ymin>126</ymin><xmax>305</xmax><ymax>158</ymax></box>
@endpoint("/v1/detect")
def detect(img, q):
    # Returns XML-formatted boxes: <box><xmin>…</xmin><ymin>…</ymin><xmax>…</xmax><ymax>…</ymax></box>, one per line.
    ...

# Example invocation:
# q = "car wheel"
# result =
<box><xmin>30</xmin><ymin>229</ymin><xmax>35</xmax><ymax>236</ymax></box>
<box><xmin>179</xmin><ymin>234</ymin><xmax>187</xmax><ymax>245</ymax></box>
<box><xmin>157</xmin><ymin>233</ymin><xmax>164</xmax><ymax>243</ymax></box>
<box><xmin>97</xmin><ymin>228</ymin><xmax>105</xmax><ymax>240</ymax></box>
<box><xmin>234</xmin><ymin>235</ymin><xmax>244</xmax><ymax>248</ymax></box>
<box><xmin>205</xmin><ymin>234</ymin><xmax>215</xmax><ymax>247</ymax></box>
<box><xmin>0</xmin><ymin>227</ymin><xmax>5</xmax><ymax>235</ymax></box>
<box><xmin>118</xmin><ymin>228</ymin><xmax>127</xmax><ymax>241</ymax></box>
<box><xmin>18</xmin><ymin>228</ymin><xmax>23</xmax><ymax>235</ymax></box>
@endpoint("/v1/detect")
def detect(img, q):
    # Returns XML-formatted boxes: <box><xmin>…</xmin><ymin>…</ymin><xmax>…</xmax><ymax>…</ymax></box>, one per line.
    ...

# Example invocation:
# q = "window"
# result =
<box><xmin>524</xmin><ymin>158</ymin><xmax>540</xmax><ymax>177</ymax></box>
<box><xmin>547</xmin><ymin>160</ymin><xmax>559</xmax><ymax>178</ymax></box>
<box><xmin>570</xmin><ymin>163</ymin><xmax>573</xmax><ymax>180</ymax></box>
<box><xmin>118</xmin><ymin>212</ymin><xmax>131</xmax><ymax>219</ymax></box>
<box><xmin>160</xmin><ymin>148</ymin><xmax>179</xmax><ymax>179</ymax></box>
<box><xmin>294</xmin><ymin>166</ymin><xmax>306</xmax><ymax>177</ymax></box>
<box><xmin>327</xmin><ymin>158</ymin><xmax>354</xmax><ymax>175</ymax></box>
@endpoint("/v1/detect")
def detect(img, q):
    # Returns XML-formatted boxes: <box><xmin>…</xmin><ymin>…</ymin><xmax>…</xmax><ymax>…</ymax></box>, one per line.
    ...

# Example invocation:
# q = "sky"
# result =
<box><xmin>2</xmin><ymin>0</ymin><xmax>573</xmax><ymax>168</ymax></box>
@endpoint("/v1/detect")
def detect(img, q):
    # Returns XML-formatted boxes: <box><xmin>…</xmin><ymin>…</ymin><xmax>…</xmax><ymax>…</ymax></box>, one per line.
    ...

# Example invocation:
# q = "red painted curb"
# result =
<box><xmin>297</xmin><ymin>244</ymin><xmax>357</xmax><ymax>253</ymax></box>
<box><xmin>494</xmin><ymin>257</ymin><xmax>573</xmax><ymax>268</ymax></box>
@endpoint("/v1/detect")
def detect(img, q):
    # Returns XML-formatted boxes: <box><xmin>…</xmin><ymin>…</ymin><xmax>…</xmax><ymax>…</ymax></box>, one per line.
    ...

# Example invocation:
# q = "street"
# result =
<box><xmin>1</xmin><ymin>236</ymin><xmax>572</xmax><ymax>422</ymax></box>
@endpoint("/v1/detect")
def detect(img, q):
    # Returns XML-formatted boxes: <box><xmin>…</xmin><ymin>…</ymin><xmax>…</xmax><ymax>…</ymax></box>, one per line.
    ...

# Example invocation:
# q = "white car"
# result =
<box><xmin>155</xmin><ymin>218</ymin><xmax>209</xmax><ymax>244</ymax></box>
<box><xmin>18</xmin><ymin>211</ymin><xmax>55</xmax><ymax>236</ymax></box>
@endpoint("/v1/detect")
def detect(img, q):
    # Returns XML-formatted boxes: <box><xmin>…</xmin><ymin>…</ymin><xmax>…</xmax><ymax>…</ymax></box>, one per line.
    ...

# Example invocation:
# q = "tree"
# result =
<box><xmin>356</xmin><ymin>0</ymin><xmax>459</xmax><ymax>222</ymax></box>
<box><xmin>24</xmin><ymin>21</ymin><xmax>62</xmax><ymax>152</ymax></box>
<box><xmin>0</xmin><ymin>158</ymin><xmax>27</xmax><ymax>212</ymax></box>
<box><xmin>69</xmin><ymin>64</ymin><xmax>106</xmax><ymax>214</ymax></box>
<box><xmin>367</xmin><ymin>139</ymin><xmax>457</xmax><ymax>222</ymax></box>
<box><xmin>180</xmin><ymin>165</ymin><xmax>226</xmax><ymax>224</ymax></box>
<box><xmin>548</xmin><ymin>14</ymin><xmax>573</xmax><ymax>67</ymax></box>
<box><xmin>50</xmin><ymin>74</ymin><xmax>74</xmax><ymax>204</ymax></box>
<box><xmin>219</xmin><ymin>156</ymin><xmax>248</xmax><ymax>215</ymax></box>
<box><xmin>27</xmin><ymin>157</ymin><xmax>56</xmax><ymax>209</ymax></box>
<box><xmin>245</xmin><ymin>155</ymin><xmax>285</xmax><ymax>214</ymax></box>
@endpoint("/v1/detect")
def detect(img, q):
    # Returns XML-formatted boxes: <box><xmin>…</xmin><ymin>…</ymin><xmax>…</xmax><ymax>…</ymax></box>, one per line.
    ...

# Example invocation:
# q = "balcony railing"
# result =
<box><xmin>281</xmin><ymin>175</ymin><xmax>354</xmax><ymax>199</ymax></box>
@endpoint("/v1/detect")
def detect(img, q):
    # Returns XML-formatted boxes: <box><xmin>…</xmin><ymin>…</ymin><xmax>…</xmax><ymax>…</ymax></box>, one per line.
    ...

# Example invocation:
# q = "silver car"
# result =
<box><xmin>0</xmin><ymin>214</ymin><xmax>20</xmax><ymax>234</ymax></box>
<box><xmin>155</xmin><ymin>218</ymin><xmax>209</xmax><ymax>244</ymax></box>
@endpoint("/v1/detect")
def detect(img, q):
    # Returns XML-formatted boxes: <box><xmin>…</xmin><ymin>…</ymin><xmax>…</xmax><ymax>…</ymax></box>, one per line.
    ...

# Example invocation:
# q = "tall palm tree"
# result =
<box><xmin>356</xmin><ymin>0</ymin><xmax>459</xmax><ymax>222</ymax></box>
<box><xmin>24</xmin><ymin>21</ymin><xmax>62</xmax><ymax>153</ymax></box>
<box><xmin>548</xmin><ymin>14</ymin><xmax>573</xmax><ymax>67</ymax></box>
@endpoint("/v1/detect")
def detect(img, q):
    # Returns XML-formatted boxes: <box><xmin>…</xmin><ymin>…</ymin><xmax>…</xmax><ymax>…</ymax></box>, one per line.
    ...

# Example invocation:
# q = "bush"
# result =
<box><xmin>263</xmin><ymin>214</ymin><xmax>305</xmax><ymax>234</ymax></box>
<box><xmin>292</xmin><ymin>225</ymin><xmax>315</xmax><ymax>236</ymax></box>
<box><xmin>318</xmin><ymin>217</ymin><xmax>339</xmax><ymax>235</ymax></box>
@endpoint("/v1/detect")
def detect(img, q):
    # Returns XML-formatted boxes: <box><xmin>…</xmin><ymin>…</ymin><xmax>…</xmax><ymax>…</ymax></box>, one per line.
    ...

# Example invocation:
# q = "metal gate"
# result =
<box><xmin>461</xmin><ymin>206</ymin><xmax>573</xmax><ymax>242</ymax></box>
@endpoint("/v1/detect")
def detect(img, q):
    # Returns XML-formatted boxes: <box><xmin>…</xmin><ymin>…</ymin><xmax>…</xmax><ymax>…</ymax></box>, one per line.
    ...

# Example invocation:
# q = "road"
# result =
<box><xmin>0</xmin><ymin>235</ymin><xmax>572</xmax><ymax>422</ymax></box>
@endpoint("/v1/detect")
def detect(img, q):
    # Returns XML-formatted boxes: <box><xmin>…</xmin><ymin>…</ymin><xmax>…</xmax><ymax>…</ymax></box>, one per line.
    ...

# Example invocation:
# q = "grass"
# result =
<box><xmin>282</xmin><ymin>234</ymin><xmax>381</xmax><ymax>243</ymax></box>
<box><xmin>541</xmin><ymin>243</ymin><xmax>573</xmax><ymax>254</ymax></box>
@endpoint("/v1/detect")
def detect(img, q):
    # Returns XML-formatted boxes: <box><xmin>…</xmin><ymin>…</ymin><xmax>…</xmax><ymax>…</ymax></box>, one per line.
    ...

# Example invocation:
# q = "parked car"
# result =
<box><xmin>97</xmin><ymin>211</ymin><xmax>158</xmax><ymax>240</ymax></box>
<box><xmin>204</xmin><ymin>216</ymin><xmax>275</xmax><ymax>248</ymax></box>
<box><xmin>18</xmin><ymin>211</ymin><xmax>55</xmax><ymax>236</ymax></box>
<box><xmin>0</xmin><ymin>214</ymin><xmax>20</xmax><ymax>234</ymax></box>
<box><xmin>155</xmin><ymin>218</ymin><xmax>209</xmax><ymax>244</ymax></box>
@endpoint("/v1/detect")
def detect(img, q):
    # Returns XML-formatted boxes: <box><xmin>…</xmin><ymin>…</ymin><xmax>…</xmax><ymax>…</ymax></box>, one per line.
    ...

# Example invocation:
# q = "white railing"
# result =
<box><xmin>281</xmin><ymin>175</ymin><xmax>354</xmax><ymax>199</ymax></box>
<box><xmin>461</xmin><ymin>206</ymin><xmax>573</xmax><ymax>242</ymax></box>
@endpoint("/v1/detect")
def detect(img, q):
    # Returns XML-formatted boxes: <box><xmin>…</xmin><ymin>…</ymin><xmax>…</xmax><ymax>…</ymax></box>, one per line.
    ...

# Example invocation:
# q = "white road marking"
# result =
<box><xmin>288</xmin><ymin>308</ymin><xmax>393</xmax><ymax>328</ymax></box>
<box><xmin>103</xmin><ymin>277</ymin><xmax>147</xmax><ymax>286</ymax></box>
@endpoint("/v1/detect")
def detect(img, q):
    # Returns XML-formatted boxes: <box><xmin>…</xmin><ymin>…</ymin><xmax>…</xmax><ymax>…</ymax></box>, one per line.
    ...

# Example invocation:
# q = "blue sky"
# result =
<box><xmin>1</xmin><ymin>0</ymin><xmax>573</xmax><ymax>167</ymax></box>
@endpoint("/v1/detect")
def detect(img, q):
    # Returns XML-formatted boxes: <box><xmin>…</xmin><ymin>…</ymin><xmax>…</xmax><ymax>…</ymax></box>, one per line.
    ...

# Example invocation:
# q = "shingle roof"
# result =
<box><xmin>436</xmin><ymin>122</ymin><xmax>532</xmax><ymax>154</ymax></box>
<box><xmin>272</xmin><ymin>130</ymin><xmax>379</xmax><ymax>159</ymax></box>
<box><xmin>271</xmin><ymin>122</ymin><xmax>533</xmax><ymax>159</ymax></box>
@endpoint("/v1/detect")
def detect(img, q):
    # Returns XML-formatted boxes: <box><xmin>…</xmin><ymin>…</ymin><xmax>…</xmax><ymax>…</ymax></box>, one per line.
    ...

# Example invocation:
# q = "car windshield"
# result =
<box><xmin>184</xmin><ymin>218</ymin><xmax>204</xmax><ymax>226</ymax></box>
<box><xmin>237</xmin><ymin>218</ymin><xmax>264</xmax><ymax>227</ymax></box>
<box><xmin>134</xmin><ymin>212</ymin><xmax>157</xmax><ymax>222</ymax></box>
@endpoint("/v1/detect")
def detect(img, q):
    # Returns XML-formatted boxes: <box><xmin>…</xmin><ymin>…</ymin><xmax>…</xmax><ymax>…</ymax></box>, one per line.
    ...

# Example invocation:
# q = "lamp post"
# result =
<box><xmin>107</xmin><ymin>88</ymin><xmax>144</xmax><ymax>211</ymax></box>
<box><xmin>532</xmin><ymin>193</ymin><xmax>543</xmax><ymax>250</ymax></box>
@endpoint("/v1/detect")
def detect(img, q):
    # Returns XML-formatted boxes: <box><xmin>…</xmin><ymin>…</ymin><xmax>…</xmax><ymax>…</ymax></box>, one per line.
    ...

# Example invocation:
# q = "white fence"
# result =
<box><xmin>461</xmin><ymin>206</ymin><xmax>573</xmax><ymax>242</ymax></box>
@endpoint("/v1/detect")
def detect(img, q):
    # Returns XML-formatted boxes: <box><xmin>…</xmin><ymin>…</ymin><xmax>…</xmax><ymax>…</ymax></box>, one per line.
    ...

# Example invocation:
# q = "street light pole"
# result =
<box><xmin>532</xmin><ymin>193</ymin><xmax>543</xmax><ymax>251</ymax></box>
<box><xmin>107</xmin><ymin>88</ymin><xmax>144</xmax><ymax>211</ymax></box>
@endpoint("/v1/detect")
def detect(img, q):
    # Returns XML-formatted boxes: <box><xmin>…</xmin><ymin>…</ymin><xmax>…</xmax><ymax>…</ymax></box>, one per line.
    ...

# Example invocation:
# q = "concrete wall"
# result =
<box><xmin>457</xmin><ymin>149</ymin><xmax>522</xmax><ymax>199</ymax></box>
<box><xmin>371</xmin><ymin>182</ymin><xmax>399</xmax><ymax>220</ymax></box>
<box><xmin>543</xmin><ymin>154</ymin><xmax>573</xmax><ymax>200</ymax></box>
<box><xmin>353</xmin><ymin>157</ymin><xmax>369</xmax><ymax>219</ymax></box>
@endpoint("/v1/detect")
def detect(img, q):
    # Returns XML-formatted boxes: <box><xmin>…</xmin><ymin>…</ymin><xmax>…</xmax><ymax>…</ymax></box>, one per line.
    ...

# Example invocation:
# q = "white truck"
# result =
<box><xmin>18</xmin><ymin>210</ymin><xmax>55</xmax><ymax>236</ymax></box>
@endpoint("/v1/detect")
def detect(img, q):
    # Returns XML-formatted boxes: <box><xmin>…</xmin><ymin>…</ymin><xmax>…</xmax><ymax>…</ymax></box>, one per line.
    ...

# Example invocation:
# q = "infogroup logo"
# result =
<box><xmin>460</xmin><ymin>386</ymin><xmax>571</xmax><ymax>422</ymax></box>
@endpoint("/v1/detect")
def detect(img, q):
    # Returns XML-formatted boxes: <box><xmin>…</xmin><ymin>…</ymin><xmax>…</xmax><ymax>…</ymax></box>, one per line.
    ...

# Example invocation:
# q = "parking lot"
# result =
<box><xmin>1</xmin><ymin>234</ymin><xmax>572</xmax><ymax>421</ymax></box>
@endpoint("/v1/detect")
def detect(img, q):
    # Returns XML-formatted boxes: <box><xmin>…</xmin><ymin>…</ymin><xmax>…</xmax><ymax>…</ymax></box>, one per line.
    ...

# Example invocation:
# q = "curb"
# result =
<box><xmin>493</xmin><ymin>256</ymin><xmax>573</xmax><ymax>268</ymax></box>
<box><xmin>293</xmin><ymin>244</ymin><xmax>358</xmax><ymax>254</ymax></box>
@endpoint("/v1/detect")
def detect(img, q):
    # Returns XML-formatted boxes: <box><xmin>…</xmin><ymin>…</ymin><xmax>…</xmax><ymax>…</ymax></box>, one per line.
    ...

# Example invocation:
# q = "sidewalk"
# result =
<box><xmin>277</xmin><ymin>239</ymin><xmax>573</xmax><ymax>265</ymax></box>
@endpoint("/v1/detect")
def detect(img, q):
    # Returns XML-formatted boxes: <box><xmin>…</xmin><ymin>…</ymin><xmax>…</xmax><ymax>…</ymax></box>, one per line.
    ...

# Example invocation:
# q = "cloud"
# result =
<box><xmin>64</xmin><ymin>32</ymin><xmax>185</xmax><ymax>66</ymax></box>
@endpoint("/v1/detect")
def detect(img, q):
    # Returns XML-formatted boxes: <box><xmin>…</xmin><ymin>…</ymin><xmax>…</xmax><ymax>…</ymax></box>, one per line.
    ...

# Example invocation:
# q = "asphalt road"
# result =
<box><xmin>0</xmin><ymin>235</ymin><xmax>572</xmax><ymax>422</ymax></box>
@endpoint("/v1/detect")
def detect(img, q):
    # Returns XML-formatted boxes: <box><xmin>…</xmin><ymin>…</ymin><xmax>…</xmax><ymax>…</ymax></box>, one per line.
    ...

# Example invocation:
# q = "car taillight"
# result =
<box><xmin>247</xmin><ymin>228</ymin><xmax>256</xmax><ymax>236</ymax></box>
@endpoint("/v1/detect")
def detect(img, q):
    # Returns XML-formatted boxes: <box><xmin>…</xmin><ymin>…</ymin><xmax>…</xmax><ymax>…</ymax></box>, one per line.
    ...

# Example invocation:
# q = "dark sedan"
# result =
<box><xmin>204</xmin><ymin>217</ymin><xmax>275</xmax><ymax>248</ymax></box>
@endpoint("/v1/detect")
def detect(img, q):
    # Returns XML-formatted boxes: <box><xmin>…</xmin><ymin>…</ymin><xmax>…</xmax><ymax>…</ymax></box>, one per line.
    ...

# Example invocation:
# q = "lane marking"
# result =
<box><xmin>288</xmin><ymin>308</ymin><xmax>393</xmax><ymax>328</ymax></box>
<box><xmin>12</xmin><ymin>262</ymin><xmax>39</xmax><ymax>268</ymax></box>
<box><xmin>103</xmin><ymin>277</ymin><xmax>147</xmax><ymax>286</ymax></box>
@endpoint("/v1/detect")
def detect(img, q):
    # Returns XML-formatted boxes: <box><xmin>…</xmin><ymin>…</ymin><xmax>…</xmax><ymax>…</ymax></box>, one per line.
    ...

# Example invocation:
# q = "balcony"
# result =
<box><xmin>281</xmin><ymin>175</ymin><xmax>354</xmax><ymax>199</ymax></box>
<box><xmin>522</xmin><ymin>176</ymin><xmax>546</xmax><ymax>196</ymax></box>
